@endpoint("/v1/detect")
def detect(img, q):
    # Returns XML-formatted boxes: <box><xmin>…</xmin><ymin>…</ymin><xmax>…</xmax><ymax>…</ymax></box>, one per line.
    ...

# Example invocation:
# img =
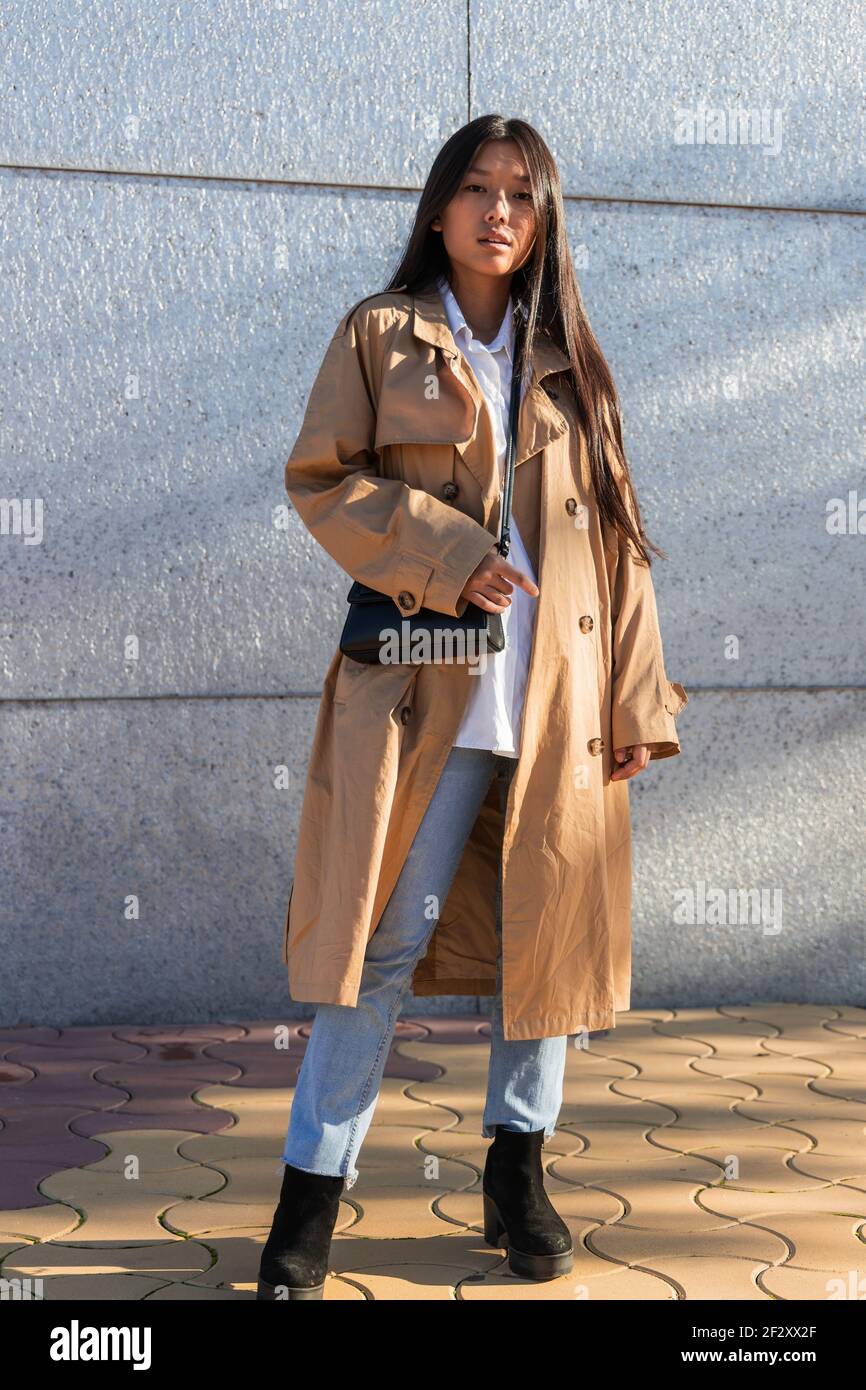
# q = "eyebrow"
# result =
<box><xmin>466</xmin><ymin>164</ymin><xmax>531</xmax><ymax>184</ymax></box>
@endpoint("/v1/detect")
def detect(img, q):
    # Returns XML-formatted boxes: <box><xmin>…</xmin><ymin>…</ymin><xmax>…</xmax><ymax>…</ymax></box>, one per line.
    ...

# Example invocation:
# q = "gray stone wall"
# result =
<box><xmin>1</xmin><ymin>3</ymin><xmax>863</xmax><ymax>1024</ymax></box>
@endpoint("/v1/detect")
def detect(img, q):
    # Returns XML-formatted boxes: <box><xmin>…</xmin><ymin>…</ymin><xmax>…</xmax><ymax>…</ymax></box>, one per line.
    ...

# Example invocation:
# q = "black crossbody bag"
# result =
<box><xmin>339</xmin><ymin>332</ymin><xmax>524</xmax><ymax>665</ymax></box>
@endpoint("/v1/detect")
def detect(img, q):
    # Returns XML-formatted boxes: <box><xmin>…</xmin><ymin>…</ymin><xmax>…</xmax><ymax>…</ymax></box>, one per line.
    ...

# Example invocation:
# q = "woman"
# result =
<box><xmin>259</xmin><ymin>114</ymin><xmax>688</xmax><ymax>1299</ymax></box>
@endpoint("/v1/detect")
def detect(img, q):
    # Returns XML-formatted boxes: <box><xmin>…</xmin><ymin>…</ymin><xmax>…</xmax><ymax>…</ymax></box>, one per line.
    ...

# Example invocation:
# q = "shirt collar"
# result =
<box><xmin>436</xmin><ymin>273</ymin><xmax>514</xmax><ymax>363</ymax></box>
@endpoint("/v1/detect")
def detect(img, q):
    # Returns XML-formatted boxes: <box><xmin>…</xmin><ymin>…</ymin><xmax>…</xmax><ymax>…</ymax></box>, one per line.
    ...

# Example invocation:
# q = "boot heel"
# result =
<box><xmin>482</xmin><ymin>1191</ymin><xmax>507</xmax><ymax>1247</ymax></box>
<box><xmin>257</xmin><ymin>1276</ymin><xmax>325</xmax><ymax>1301</ymax></box>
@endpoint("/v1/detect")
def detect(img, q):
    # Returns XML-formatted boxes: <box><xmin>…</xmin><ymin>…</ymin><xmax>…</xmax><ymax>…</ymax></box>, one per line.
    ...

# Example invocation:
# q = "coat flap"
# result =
<box><xmin>346</xmin><ymin>578</ymin><xmax>394</xmax><ymax>604</ymax></box>
<box><xmin>372</xmin><ymin>338</ymin><xmax>571</xmax><ymax>504</ymax></box>
<box><xmin>344</xmin><ymin>554</ymin><xmax>434</xmax><ymax>617</ymax></box>
<box><xmin>664</xmin><ymin>679</ymin><xmax>689</xmax><ymax>716</ymax></box>
<box><xmin>373</xmin><ymin>352</ymin><xmax>478</xmax><ymax>452</ymax></box>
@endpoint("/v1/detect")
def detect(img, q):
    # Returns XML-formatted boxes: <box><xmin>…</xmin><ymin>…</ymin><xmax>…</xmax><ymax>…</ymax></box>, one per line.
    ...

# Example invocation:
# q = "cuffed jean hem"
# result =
<box><xmin>279</xmin><ymin>1152</ymin><xmax>361</xmax><ymax>1188</ymax></box>
<box><xmin>282</xmin><ymin>1125</ymin><xmax>557</xmax><ymax>1188</ymax></box>
<box><xmin>480</xmin><ymin>1119</ymin><xmax>559</xmax><ymax>1140</ymax></box>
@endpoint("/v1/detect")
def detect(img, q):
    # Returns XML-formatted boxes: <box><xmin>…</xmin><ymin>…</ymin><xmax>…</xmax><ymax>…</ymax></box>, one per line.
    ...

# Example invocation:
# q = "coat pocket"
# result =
<box><xmin>333</xmin><ymin>653</ymin><xmax>371</xmax><ymax>705</ymax></box>
<box><xmin>664</xmin><ymin>679</ymin><xmax>689</xmax><ymax>717</ymax></box>
<box><xmin>333</xmin><ymin>653</ymin><xmax>419</xmax><ymax>714</ymax></box>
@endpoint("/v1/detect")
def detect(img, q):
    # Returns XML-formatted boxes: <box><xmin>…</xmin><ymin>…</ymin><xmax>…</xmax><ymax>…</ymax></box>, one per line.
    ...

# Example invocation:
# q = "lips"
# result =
<box><xmin>478</xmin><ymin>234</ymin><xmax>511</xmax><ymax>246</ymax></box>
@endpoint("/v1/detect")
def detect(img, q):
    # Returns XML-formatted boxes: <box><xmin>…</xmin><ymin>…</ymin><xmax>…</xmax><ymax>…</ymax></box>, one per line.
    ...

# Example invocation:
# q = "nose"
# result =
<box><xmin>485</xmin><ymin>188</ymin><xmax>510</xmax><ymax>222</ymax></box>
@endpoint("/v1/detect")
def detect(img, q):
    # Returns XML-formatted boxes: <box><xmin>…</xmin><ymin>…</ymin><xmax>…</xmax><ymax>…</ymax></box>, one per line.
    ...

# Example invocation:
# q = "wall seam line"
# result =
<box><xmin>0</xmin><ymin>161</ymin><xmax>862</xmax><ymax>220</ymax></box>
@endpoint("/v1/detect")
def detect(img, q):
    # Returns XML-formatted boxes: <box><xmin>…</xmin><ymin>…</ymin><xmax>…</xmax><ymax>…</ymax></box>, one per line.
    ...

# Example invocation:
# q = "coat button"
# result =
<box><xmin>400</xmin><ymin>705</ymin><xmax>411</xmax><ymax>724</ymax></box>
<box><xmin>588</xmin><ymin>737</ymin><xmax>605</xmax><ymax>755</ymax></box>
<box><xmin>397</xmin><ymin>591</ymin><xmax>415</xmax><ymax>610</ymax></box>
<box><xmin>578</xmin><ymin>614</ymin><xmax>594</xmax><ymax>633</ymax></box>
<box><xmin>565</xmin><ymin>497</ymin><xmax>577</xmax><ymax>515</ymax></box>
<box><xmin>442</xmin><ymin>481</ymin><xmax>459</xmax><ymax>501</ymax></box>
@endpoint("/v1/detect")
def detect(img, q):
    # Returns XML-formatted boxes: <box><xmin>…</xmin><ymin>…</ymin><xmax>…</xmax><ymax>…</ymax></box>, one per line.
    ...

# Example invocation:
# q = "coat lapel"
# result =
<box><xmin>374</xmin><ymin>285</ymin><xmax>573</xmax><ymax>503</ymax></box>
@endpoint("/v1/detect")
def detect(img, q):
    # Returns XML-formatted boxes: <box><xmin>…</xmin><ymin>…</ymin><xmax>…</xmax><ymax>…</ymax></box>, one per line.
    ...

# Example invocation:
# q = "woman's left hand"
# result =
<box><xmin>610</xmin><ymin>744</ymin><xmax>650</xmax><ymax>781</ymax></box>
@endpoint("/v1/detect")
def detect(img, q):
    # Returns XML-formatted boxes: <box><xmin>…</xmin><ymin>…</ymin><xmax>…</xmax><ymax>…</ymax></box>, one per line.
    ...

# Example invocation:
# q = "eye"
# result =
<box><xmin>463</xmin><ymin>182</ymin><xmax>532</xmax><ymax>202</ymax></box>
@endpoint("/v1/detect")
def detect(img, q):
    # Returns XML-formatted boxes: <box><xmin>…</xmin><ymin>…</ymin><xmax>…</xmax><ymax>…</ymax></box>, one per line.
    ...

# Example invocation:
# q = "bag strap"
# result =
<box><xmin>496</xmin><ymin>324</ymin><xmax>524</xmax><ymax>559</ymax></box>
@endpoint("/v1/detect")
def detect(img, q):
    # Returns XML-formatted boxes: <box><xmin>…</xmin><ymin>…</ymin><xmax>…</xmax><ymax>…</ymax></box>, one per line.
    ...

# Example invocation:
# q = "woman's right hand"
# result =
<box><xmin>459</xmin><ymin>546</ymin><xmax>540</xmax><ymax>614</ymax></box>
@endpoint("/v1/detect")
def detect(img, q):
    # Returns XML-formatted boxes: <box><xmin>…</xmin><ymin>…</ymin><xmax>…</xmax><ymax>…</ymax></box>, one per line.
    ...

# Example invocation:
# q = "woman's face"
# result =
<box><xmin>431</xmin><ymin>138</ymin><xmax>537</xmax><ymax>280</ymax></box>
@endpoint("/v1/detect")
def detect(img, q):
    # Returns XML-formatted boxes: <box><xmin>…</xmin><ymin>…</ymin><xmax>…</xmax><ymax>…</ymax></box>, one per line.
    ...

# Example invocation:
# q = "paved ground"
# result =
<box><xmin>1</xmin><ymin>1005</ymin><xmax>864</xmax><ymax>1300</ymax></box>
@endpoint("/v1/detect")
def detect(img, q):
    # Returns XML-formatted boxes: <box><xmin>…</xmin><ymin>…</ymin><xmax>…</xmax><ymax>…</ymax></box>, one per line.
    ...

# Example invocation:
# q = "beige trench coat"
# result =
<box><xmin>281</xmin><ymin>285</ymin><xmax>688</xmax><ymax>1041</ymax></box>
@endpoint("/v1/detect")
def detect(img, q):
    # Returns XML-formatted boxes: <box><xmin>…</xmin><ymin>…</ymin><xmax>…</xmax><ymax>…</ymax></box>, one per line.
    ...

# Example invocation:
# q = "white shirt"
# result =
<box><xmin>436</xmin><ymin>274</ymin><xmax>538</xmax><ymax>759</ymax></box>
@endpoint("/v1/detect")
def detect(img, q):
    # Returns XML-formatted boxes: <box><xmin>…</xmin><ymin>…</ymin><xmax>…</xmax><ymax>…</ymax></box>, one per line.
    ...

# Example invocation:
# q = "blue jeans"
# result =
<box><xmin>282</xmin><ymin>745</ymin><xmax>568</xmax><ymax>1189</ymax></box>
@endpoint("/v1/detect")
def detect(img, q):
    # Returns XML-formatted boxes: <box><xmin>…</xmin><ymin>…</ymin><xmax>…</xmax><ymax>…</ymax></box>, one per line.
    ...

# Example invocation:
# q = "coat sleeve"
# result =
<box><xmin>604</xmin><ymin>406</ymin><xmax>689</xmax><ymax>761</ymax></box>
<box><xmin>284</xmin><ymin>305</ymin><xmax>498</xmax><ymax>619</ymax></box>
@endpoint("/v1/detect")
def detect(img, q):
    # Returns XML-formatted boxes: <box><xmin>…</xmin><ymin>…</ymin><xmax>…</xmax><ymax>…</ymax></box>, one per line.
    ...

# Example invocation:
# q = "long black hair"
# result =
<box><xmin>383</xmin><ymin>113</ymin><xmax>663</xmax><ymax>563</ymax></box>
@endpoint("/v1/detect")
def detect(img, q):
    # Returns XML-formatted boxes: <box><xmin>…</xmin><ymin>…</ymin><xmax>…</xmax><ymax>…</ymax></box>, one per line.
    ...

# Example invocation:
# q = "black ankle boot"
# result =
<box><xmin>257</xmin><ymin>1162</ymin><xmax>346</xmax><ymax>1300</ymax></box>
<box><xmin>482</xmin><ymin>1126</ymin><xmax>574</xmax><ymax>1280</ymax></box>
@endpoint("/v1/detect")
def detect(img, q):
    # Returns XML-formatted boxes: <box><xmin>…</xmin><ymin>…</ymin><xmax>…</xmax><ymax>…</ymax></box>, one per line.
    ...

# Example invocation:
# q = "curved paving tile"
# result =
<box><xmin>0</xmin><ymin>1006</ymin><xmax>862</xmax><ymax>1298</ymax></box>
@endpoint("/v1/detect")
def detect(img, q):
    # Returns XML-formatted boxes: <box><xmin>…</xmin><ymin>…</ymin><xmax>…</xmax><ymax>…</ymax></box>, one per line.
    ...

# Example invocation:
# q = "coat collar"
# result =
<box><xmin>434</xmin><ymin>273</ymin><xmax>515</xmax><ymax>364</ymax></box>
<box><xmin>395</xmin><ymin>285</ymin><xmax>572</xmax><ymax>483</ymax></box>
<box><xmin>411</xmin><ymin>284</ymin><xmax>572</xmax><ymax>387</ymax></box>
